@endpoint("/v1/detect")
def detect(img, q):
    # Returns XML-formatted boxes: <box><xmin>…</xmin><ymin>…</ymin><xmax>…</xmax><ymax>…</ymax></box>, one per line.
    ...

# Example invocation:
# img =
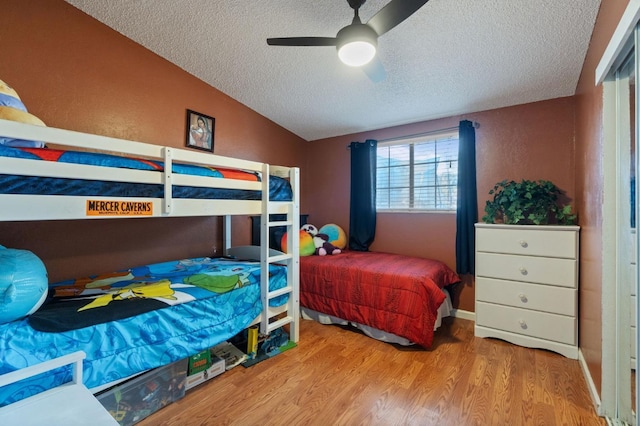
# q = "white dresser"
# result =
<box><xmin>474</xmin><ymin>223</ymin><xmax>580</xmax><ymax>359</ymax></box>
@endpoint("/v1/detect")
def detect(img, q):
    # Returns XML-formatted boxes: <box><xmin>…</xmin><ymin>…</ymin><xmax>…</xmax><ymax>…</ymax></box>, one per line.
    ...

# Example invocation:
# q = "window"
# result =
<box><xmin>376</xmin><ymin>132</ymin><xmax>458</xmax><ymax>211</ymax></box>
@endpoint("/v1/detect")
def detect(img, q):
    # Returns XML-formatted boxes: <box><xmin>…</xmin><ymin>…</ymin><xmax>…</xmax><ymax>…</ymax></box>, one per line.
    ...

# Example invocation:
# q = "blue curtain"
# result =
<box><xmin>455</xmin><ymin>120</ymin><xmax>477</xmax><ymax>274</ymax></box>
<box><xmin>349</xmin><ymin>139</ymin><xmax>377</xmax><ymax>251</ymax></box>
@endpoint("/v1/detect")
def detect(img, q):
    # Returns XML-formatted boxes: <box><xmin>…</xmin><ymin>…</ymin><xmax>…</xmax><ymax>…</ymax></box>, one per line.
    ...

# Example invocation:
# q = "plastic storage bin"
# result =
<box><xmin>97</xmin><ymin>359</ymin><xmax>188</xmax><ymax>426</ymax></box>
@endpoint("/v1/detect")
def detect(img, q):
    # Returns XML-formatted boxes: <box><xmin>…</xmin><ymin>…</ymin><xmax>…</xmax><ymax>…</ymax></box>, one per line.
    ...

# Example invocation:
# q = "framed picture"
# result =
<box><xmin>185</xmin><ymin>109</ymin><xmax>215</xmax><ymax>152</ymax></box>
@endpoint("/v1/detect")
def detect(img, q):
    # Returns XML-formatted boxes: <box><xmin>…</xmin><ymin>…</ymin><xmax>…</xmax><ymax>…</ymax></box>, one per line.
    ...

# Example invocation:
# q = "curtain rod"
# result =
<box><xmin>379</xmin><ymin>121</ymin><xmax>479</xmax><ymax>144</ymax></box>
<box><xmin>346</xmin><ymin>121</ymin><xmax>479</xmax><ymax>149</ymax></box>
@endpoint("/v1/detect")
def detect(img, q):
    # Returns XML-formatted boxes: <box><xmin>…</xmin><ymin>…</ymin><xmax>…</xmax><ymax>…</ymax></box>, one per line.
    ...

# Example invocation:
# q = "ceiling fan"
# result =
<box><xmin>267</xmin><ymin>0</ymin><xmax>430</xmax><ymax>82</ymax></box>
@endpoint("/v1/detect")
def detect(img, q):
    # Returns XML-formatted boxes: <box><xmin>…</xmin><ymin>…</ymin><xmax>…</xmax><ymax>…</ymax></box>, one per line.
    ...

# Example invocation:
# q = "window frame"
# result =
<box><xmin>376</xmin><ymin>131</ymin><xmax>459</xmax><ymax>213</ymax></box>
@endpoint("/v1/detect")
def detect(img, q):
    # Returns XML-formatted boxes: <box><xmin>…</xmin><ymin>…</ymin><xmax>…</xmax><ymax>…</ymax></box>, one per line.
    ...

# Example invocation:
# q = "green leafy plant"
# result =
<box><xmin>482</xmin><ymin>179</ymin><xmax>577</xmax><ymax>225</ymax></box>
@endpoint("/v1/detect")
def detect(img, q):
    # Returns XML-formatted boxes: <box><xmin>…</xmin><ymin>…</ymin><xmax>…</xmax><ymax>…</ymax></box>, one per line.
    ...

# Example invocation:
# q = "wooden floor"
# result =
<box><xmin>139</xmin><ymin>318</ymin><xmax>605</xmax><ymax>426</ymax></box>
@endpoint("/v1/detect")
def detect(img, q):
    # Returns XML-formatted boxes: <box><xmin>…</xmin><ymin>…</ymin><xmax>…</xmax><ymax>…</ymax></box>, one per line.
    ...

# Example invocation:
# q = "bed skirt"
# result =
<box><xmin>301</xmin><ymin>288</ymin><xmax>453</xmax><ymax>346</ymax></box>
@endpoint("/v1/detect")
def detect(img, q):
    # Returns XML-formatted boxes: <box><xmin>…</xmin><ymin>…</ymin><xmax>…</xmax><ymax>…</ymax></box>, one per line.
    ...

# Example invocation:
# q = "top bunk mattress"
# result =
<box><xmin>0</xmin><ymin>145</ymin><xmax>292</xmax><ymax>201</ymax></box>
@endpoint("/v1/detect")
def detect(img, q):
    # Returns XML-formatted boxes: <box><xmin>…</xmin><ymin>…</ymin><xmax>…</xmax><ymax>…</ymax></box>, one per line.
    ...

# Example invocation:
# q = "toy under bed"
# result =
<box><xmin>0</xmin><ymin>256</ymin><xmax>288</xmax><ymax>406</ymax></box>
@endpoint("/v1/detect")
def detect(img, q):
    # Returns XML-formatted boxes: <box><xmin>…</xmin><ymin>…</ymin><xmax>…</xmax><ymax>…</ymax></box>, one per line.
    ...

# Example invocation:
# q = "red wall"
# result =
<box><xmin>0</xmin><ymin>0</ymin><xmax>306</xmax><ymax>282</ymax></box>
<box><xmin>305</xmin><ymin>97</ymin><xmax>576</xmax><ymax>311</ymax></box>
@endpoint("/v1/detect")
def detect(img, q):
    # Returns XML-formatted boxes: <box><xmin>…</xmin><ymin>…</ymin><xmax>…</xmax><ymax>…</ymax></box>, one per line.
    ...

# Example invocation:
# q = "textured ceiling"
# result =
<box><xmin>65</xmin><ymin>0</ymin><xmax>602</xmax><ymax>141</ymax></box>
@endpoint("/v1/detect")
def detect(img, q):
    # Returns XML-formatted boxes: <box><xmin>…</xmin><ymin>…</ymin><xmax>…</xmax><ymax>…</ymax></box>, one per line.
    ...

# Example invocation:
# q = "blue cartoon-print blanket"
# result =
<box><xmin>0</xmin><ymin>257</ymin><xmax>288</xmax><ymax>406</ymax></box>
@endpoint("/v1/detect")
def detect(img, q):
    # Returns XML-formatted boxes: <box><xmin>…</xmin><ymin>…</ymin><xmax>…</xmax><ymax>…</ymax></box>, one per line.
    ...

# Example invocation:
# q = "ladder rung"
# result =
<box><xmin>266</xmin><ymin>315</ymin><xmax>293</xmax><ymax>332</ymax></box>
<box><xmin>267</xmin><ymin>253</ymin><xmax>292</xmax><ymax>263</ymax></box>
<box><xmin>268</xmin><ymin>220</ymin><xmax>291</xmax><ymax>227</ymax></box>
<box><xmin>267</xmin><ymin>203</ymin><xmax>289</xmax><ymax>214</ymax></box>
<box><xmin>268</xmin><ymin>285</ymin><xmax>293</xmax><ymax>299</ymax></box>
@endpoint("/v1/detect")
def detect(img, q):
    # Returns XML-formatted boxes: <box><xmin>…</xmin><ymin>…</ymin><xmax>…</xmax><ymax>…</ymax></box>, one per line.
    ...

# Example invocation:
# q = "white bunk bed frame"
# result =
<box><xmin>0</xmin><ymin>118</ymin><xmax>300</xmax><ymax>417</ymax></box>
<box><xmin>0</xmin><ymin>351</ymin><xmax>118</xmax><ymax>425</ymax></box>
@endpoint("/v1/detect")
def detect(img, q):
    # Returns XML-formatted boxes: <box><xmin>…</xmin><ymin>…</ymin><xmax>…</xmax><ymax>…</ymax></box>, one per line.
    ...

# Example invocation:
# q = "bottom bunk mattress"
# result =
<box><xmin>299</xmin><ymin>251</ymin><xmax>460</xmax><ymax>348</ymax></box>
<box><xmin>0</xmin><ymin>256</ymin><xmax>288</xmax><ymax>405</ymax></box>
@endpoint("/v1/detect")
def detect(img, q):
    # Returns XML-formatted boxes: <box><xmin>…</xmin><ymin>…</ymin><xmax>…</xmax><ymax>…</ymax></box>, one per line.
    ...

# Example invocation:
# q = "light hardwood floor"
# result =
<box><xmin>139</xmin><ymin>318</ymin><xmax>605</xmax><ymax>425</ymax></box>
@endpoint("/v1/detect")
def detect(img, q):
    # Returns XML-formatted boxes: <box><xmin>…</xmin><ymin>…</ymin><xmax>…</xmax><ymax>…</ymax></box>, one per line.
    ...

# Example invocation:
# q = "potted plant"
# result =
<box><xmin>482</xmin><ymin>179</ymin><xmax>577</xmax><ymax>225</ymax></box>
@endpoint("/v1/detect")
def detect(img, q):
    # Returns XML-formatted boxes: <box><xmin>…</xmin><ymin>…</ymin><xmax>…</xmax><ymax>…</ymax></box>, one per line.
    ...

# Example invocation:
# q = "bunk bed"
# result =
<box><xmin>0</xmin><ymin>119</ymin><xmax>300</xmax><ymax>413</ymax></box>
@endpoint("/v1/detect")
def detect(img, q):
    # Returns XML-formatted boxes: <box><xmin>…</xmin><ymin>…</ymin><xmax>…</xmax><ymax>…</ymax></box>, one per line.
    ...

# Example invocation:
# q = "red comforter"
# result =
<box><xmin>300</xmin><ymin>251</ymin><xmax>460</xmax><ymax>348</ymax></box>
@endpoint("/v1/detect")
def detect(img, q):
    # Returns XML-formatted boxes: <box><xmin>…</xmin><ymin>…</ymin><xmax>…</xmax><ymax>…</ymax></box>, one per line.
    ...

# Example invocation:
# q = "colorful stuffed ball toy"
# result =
<box><xmin>280</xmin><ymin>230</ymin><xmax>315</xmax><ymax>256</ymax></box>
<box><xmin>319</xmin><ymin>224</ymin><xmax>347</xmax><ymax>250</ymax></box>
<box><xmin>0</xmin><ymin>245</ymin><xmax>48</xmax><ymax>324</ymax></box>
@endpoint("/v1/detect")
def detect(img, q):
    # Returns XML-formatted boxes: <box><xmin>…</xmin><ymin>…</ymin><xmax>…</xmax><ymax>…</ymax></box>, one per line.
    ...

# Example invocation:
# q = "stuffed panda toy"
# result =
<box><xmin>301</xmin><ymin>224</ymin><xmax>342</xmax><ymax>256</ymax></box>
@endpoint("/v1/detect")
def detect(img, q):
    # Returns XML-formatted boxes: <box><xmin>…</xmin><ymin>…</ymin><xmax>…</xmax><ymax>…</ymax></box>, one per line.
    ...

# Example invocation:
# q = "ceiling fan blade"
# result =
<box><xmin>366</xmin><ymin>0</ymin><xmax>430</xmax><ymax>36</ymax></box>
<box><xmin>267</xmin><ymin>37</ymin><xmax>337</xmax><ymax>47</ymax></box>
<box><xmin>362</xmin><ymin>56</ymin><xmax>386</xmax><ymax>83</ymax></box>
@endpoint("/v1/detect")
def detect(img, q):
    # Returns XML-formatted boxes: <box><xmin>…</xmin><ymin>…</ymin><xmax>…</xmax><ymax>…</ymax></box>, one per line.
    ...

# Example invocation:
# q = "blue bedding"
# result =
<box><xmin>0</xmin><ymin>145</ymin><xmax>292</xmax><ymax>201</ymax></box>
<box><xmin>0</xmin><ymin>257</ymin><xmax>288</xmax><ymax>406</ymax></box>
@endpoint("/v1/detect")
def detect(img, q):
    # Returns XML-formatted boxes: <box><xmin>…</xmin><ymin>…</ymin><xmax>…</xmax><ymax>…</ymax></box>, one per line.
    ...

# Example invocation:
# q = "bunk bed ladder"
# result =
<box><xmin>162</xmin><ymin>147</ymin><xmax>173</xmax><ymax>214</ymax></box>
<box><xmin>260</xmin><ymin>164</ymin><xmax>300</xmax><ymax>341</ymax></box>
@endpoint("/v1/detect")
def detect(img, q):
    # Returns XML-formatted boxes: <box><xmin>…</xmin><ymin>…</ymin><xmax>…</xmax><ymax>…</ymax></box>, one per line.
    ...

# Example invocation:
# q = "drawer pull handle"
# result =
<box><xmin>519</xmin><ymin>267</ymin><xmax>528</xmax><ymax>275</ymax></box>
<box><xmin>519</xmin><ymin>319</ymin><xmax>528</xmax><ymax>329</ymax></box>
<box><xmin>519</xmin><ymin>293</ymin><xmax>528</xmax><ymax>303</ymax></box>
<box><xmin>519</xmin><ymin>240</ymin><xmax>528</xmax><ymax>248</ymax></box>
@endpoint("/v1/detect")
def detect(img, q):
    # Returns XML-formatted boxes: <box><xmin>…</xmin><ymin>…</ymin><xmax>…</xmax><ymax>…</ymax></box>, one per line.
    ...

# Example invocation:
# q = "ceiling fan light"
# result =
<box><xmin>336</xmin><ymin>23</ymin><xmax>378</xmax><ymax>67</ymax></box>
<box><xmin>338</xmin><ymin>41</ymin><xmax>376</xmax><ymax>67</ymax></box>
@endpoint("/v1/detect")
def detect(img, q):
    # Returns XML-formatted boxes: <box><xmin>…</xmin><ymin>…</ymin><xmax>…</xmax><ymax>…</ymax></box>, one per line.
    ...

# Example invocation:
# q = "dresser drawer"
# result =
<box><xmin>476</xmin><ymin>301</ymin><xmax>576</xmax><ymax>345</ymax></box>
<box><xmin>476</xmin><ymin>277</ymin><xmax>576</xmax><ymax>316</ymax></box>
<box><xmin>476</xmin><ymin>252</ymin><xmax>576</xmax><ymax>288</ymax></box>
<box><xmin>476</xmin><ymin>226</ymin><xmax>577</xmax><ymax>258</ymax></box>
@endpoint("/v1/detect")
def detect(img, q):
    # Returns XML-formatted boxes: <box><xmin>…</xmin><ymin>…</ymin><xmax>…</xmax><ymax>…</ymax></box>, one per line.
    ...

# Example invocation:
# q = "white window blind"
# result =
<box><xmin>376</xmin><ymin>132</ymin><xmax>459</xmax><ymax>211</ymax></box>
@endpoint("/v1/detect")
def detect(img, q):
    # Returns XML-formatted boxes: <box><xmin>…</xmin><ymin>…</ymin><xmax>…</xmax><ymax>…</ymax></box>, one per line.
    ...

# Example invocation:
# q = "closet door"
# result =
<box><xmin>614</xmin><ymin>47</ymin><xmax>636</xmax><ymax>423</ymax></box>
<box><xmin>598</xmin><ymin>4</ymin><xmax>640</xmax><ymax>423</ymax></box>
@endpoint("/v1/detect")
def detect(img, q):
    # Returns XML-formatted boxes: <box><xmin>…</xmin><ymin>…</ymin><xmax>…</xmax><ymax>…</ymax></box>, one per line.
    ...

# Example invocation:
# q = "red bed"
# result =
<box><xmin>299</xmin><ymin>251</ymin><xmax>460</xmax><ymax>348</ymax></box>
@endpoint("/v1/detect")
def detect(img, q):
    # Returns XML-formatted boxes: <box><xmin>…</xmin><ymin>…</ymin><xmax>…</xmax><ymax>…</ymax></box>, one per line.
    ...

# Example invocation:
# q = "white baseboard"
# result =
<box><xmin>451</xmin><ymin>308</ymin><xmax>475</xmax><ymax>322</ymax></box>
<box><xmin>578</xmin><ymin>348</ymin><xmax>603</xmax><ymax>416</ymax></box>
